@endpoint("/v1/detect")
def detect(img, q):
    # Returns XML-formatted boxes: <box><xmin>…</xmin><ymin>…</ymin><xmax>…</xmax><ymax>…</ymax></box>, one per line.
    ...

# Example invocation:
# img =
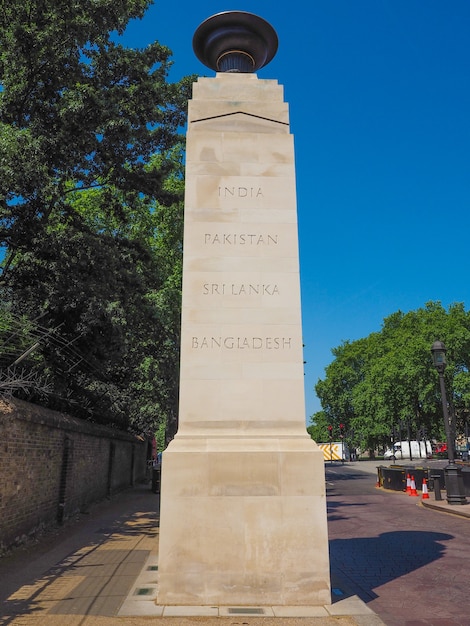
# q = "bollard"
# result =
<box><xmin>151</xmin><ymin>467</ymin><xmax>161</xmax><ymax>494</ymax></box>
<box><xmin>431</xmin><ymin>474</ymin><xmax>442</xmax><ymax>501</ymax></box>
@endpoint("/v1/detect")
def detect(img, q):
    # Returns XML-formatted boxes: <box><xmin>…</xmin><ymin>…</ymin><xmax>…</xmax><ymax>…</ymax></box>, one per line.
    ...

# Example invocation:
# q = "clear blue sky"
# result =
<box><xmin>120</xmin><ymin>1</ymin><xmax>470</xmax><ymax>421</ymax></box>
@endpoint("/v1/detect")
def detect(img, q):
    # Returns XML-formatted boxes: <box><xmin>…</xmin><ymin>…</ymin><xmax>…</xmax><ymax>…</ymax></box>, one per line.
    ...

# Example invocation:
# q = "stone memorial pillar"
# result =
<box><xmin>158</xmin><ymin>11</ymin><xmax>331</xmax><ymax>607</ymax></box>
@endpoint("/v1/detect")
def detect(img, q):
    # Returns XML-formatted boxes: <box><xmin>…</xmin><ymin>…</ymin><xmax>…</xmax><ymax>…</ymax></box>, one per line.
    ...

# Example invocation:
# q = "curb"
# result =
<box><xmin>420</xmin><ymin>499</ymin><xmax>470</xmax><ymax>519</ymax></box>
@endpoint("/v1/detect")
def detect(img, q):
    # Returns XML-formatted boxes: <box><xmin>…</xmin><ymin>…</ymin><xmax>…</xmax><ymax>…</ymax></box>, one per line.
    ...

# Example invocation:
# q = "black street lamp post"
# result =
<box><xmin>430</xmin><ymin>341</ymin><xmax>468</xmax><ymax>505</ymax></box>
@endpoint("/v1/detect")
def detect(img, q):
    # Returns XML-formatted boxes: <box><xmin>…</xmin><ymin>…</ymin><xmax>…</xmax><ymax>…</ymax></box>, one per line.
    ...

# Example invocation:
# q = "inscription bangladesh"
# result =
<box><xmin>192</xmin><ymin>337</ymin><xmax>292</xmax><ymax>349</ymax></box>
<box><xmin>204</xmin><ymin>233</ymin><xmax>278</xmax><ymax>245</ymax></box>
<box><xmin>203</xmin><ymin>283</ymin><xmax>279</xmax><ymax>296</ymax></box>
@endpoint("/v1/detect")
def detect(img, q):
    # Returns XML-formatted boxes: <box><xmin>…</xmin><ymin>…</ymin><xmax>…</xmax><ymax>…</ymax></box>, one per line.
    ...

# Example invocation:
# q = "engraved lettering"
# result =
<box><xmin>202</xmin><ymin>283</ymin><xmax>279</xmax><ymax>296</ymax></box>
<box><xmin>202</xmin><ymin>284</ymin><xmax>226</xmax><ymax>295</ymax></box>
<box><xmin>218</xmin><ymin>187</ymin><xmax>263</xmax><ymax>198</ymax></box>
<box><xmin>266</xmin><ymin>285</ymin><xmax>279</xmax><ymax>295</ymax></box>
<box><xmin>191</xmin><ymin>337</ymin><xmax>292</xmax><ymax>349</ymax></box>
<box><xmin>204</xmin><ymin>233</ymin><xmax>278</xmax><ymax>246</ymax></box>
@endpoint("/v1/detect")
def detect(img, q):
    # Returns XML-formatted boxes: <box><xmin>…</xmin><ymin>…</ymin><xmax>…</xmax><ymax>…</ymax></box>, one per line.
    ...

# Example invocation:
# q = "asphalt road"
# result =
<box><xmin>326</xmin><ymin>461</ymin><xmax>470</xmax><ymax>626</ymax></box>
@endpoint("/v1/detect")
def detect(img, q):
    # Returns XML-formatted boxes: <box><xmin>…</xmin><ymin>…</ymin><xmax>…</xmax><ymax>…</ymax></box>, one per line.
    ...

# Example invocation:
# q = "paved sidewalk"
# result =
<box><xmin>0</xmin><ymin>482</ymin><xmax>385</xmax><ymax>626</ymax></box>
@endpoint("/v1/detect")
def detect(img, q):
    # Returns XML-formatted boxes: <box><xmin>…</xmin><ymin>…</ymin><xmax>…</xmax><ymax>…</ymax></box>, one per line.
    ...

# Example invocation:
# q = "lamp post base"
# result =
<box><xmin>444</xmin><ymin>463</ymin><xmax>468</xmax><ymax>505</ymax></box>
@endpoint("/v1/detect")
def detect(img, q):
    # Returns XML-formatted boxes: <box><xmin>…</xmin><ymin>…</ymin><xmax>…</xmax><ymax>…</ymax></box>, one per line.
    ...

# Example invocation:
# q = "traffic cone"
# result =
<box><xmin>410</xmin><ymin>475</ymin><xmax>418</xmax><ymax>496</ymax></box>
<box><xmin>406</xmin><ymin>473</ymin><xmax>412</xmax><ymax>494</ymax></box>
<box><xmin>421</xmin><ymin>478</ymin><xmax>430</xmax><ymax>499</ymax></box>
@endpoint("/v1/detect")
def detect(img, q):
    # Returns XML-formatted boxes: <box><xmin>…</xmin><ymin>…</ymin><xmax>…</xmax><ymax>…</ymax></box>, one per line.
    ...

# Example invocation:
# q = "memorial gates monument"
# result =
<box><xmin>158</xmin><ymin>11</ymin><xmax>331</xmax><ymax>607</ymax></box>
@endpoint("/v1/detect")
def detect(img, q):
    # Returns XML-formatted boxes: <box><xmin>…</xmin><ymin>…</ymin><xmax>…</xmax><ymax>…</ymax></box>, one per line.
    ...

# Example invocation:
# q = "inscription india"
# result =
<box><xmin>218</xmin><ymin>186</ymin><xmax>263</xmax><ymax>197</ymax></box>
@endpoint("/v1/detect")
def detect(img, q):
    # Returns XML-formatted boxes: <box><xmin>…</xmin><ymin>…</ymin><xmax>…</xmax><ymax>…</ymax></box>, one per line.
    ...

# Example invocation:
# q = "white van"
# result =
<box><xmin>384</xmin><ymin>440</ymin><xmax>432</xmax><ymax>461</ymax></box>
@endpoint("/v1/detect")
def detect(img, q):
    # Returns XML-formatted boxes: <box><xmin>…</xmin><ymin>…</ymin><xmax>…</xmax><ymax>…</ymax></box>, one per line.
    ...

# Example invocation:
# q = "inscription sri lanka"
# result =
<box><xmin>203</xmin><ymin>283</ymin><xmax>279</xmax><ymax>296</ymax></box>
<box><xmin>219</xmin><ymin>186</ymin><xmax>263</xmax><ymax>198</ymax></box>
<box><xmin>191</xmin><ymin>337</ymin><xmax>292</xmax><ymax>349</ymax></box>
<box><xmin>204</xmin><ymin>233</ymin><xmax>278</xmax><ymax>245</ymax></box>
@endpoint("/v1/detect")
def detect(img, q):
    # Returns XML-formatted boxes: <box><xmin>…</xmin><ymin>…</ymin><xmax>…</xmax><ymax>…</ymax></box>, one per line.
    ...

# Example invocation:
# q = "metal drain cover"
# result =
<box><xmin>228</xmin><ymin>607</ymin><xmax>265</xmax><ymax>615</ymax></box>
<box><xmin>135</xmin><ymin>588</ymin><xmax>153</xmax><ymax>596</ymax></box>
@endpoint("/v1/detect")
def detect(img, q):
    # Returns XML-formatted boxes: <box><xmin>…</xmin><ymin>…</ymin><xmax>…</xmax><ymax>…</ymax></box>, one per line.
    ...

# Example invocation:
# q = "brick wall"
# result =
<box><xmin>0</xmin><ymin>398</ymin><xmax>149</xmax><ymax>552</ymax></box>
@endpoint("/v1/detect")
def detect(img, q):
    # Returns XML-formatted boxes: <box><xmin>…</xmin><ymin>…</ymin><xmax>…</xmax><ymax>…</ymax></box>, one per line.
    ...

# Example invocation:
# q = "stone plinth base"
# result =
<box><xmin>157</xmin><ymin>434</ymin><xmax>330</xmax><ymax>606</ymax></box>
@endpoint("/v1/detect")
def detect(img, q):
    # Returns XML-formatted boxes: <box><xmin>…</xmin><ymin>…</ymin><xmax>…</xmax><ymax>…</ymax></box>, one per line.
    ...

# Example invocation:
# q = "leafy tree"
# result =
<box><xmin>307</xmin><ymin>410</ymin><xmax>331</xmax><ymax>443</ymax></box>
<box><xmin>313</xmin><ymin>302</ymin><xmax>470</xmax><ymax>454</ymax></box>
<box><xmin>0</xmin><ymin>0</ymin><xmax>192</xmax><ymax>261</ymax></box>
<box><xmin>0</xmin><ymin>1</ymin><xmax>192</xmax><ymax>435</ymax></box>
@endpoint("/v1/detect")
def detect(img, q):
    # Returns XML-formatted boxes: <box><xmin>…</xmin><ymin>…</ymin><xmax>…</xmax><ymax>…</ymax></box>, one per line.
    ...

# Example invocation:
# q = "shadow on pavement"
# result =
<box><xmin>326</xmin><ymin>471</ymin><xmax>372</xmax><ymax>481</ymax></box>
<box><xmin>0</xmin><ymin>485</ymin><xmax>159</xmax><ymax>623</ymax></box>
<box><xmin>329</xmin><ymin>529</ymin><xmax>453</xmax><ymax>602</ymax></box>
<box><xmin>327</xmin><ymin>499</ymin><xmax>370</xmax><ymax>521</ymax></box>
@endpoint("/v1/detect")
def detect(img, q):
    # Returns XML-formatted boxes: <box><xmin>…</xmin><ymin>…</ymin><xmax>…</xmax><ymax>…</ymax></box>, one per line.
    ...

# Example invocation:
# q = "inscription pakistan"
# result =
<box><xmin>204</xmin><ymin>233</ymin><xmax>278</xmax><ymax>245</ymax></box>
<box><xmin>203</xmin><ymin>283</ymin><xmax>279</xmax><ymax>296</ymax></box>
<box><xmin>192</xmin><ymin>337</ymin><xmax>292</xmax><ymax>350</ymax></box>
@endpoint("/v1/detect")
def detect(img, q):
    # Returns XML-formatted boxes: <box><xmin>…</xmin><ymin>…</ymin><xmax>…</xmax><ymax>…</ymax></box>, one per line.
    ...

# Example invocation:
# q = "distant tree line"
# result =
<box><xmin>308</xmin><ymin>302</ymin><xmax>470</xmax><ymax>455</ymax></box>
<box><xmin>0</xmin><ymin>0</ymin><xmax>194</xmax><ymax>439</ymax></box>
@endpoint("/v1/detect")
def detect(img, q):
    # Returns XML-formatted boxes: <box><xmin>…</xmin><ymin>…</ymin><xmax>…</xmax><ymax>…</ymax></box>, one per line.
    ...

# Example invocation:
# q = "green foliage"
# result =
<box><xmin>0</xmin><ymin>0</ymin><xmax>193</xmax><ymax>259</ymax></box>
<box><xmin>0</xmin><ymin>1</ymin><xmax>192</xmax><ymax>436</ymax></box>
<box><xmin>307</xmin><ymin>411</ymin><xmax>331</xmax><ymax>443</ymax></box>
<box><xmin>313</xmin><ymin>302</ymin><xmax>470</xmax><ymax>453</ymax></box>
<box><xmin>155</xmin><ymin>420</ymin><xmax>166</xmax><ymax>453</ymax></box>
